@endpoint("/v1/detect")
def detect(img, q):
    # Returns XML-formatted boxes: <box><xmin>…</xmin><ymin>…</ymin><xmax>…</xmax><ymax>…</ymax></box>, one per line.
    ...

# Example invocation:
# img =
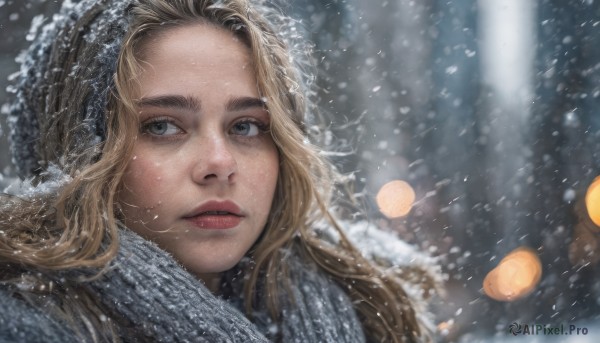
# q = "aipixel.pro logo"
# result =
<box><xmin>508</xmin><ymin>322</ymin><xmax>588</xmax><ymax>336</ymax></box>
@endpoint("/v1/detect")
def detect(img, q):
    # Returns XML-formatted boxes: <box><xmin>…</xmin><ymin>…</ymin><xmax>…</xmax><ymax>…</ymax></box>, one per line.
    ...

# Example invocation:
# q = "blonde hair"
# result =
<box><xmin>1</xmin><ymin>0</ymin><xmax>435</xmax><ymax>341</ymax></box>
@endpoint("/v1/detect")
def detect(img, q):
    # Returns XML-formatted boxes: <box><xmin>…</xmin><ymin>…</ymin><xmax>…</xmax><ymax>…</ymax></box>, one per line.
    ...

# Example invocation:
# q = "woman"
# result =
<box><xmin>1</xmin><ymin>0</ymin><xmax>440</xmax><ymax>342</ymax></box>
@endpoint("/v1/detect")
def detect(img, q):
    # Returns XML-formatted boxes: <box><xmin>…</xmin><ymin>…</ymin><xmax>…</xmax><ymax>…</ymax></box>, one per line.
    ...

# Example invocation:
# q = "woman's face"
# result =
<box><xmin>118</xmin><ymin>24</ymin><xmax>279</xmax><ymax>290</ymax></box>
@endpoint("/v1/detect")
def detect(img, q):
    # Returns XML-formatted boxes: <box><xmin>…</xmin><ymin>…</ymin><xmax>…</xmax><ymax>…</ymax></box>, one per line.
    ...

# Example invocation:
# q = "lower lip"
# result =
<box><xmin>185</xmin><ymin>214</ymin><xmax>242</xmax><ymax>230</ymax></box>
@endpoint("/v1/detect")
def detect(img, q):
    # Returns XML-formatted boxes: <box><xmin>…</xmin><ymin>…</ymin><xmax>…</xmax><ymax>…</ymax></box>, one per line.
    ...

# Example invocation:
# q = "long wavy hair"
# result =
<box><xmin>0</xmin><ymin>0</ymin><xmax>436</xmax><ymax>342</ymax></box>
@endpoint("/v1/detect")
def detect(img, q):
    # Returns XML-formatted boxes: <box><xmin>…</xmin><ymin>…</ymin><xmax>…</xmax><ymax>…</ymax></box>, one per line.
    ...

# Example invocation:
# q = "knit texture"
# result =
<box><xmin>7</xmin><ymin>0</ymin><xmax>130</xmax><ymax>177</ymax></box>
<box><xmin>0</xmin><ymin>289</ymin><xmax>79</xmax><ymax>343</ymax></box>
<box><xmin>0</xmin><ymin>227</ymin><xmax>366</xmax><ymax>342</ymax></box>
<box><xmin>87</xmin><ymin>228</ymin><xmax>270</xmax><ymax>342</ymax></box>
<box><xmin>279</xmin><ymin>257</ymin><xmax>366</xmax><ymax>342</ymax></box>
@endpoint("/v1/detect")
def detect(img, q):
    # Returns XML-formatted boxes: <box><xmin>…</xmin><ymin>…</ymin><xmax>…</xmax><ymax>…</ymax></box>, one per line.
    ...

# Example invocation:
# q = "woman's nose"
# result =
<box><xmin>192</xmin><ymin>136</ymin><xmax>237</xmax><ymax>184</ymax></box>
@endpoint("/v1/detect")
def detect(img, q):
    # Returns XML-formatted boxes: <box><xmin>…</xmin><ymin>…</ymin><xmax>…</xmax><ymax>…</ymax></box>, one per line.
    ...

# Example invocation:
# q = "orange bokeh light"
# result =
<box><xmin>586</xmin><ymin>176</ymin><xmax>600</xmax><ymax>226</ymax></box>
<box><xmin>483</xmin><ymin>247</ymin><xmax>542</xmax><ymax>302</ymax></box>
<box><xmin>376</xmin><ymin>180</ymin><xmax>416</xmax><ymax>218</ymax></box>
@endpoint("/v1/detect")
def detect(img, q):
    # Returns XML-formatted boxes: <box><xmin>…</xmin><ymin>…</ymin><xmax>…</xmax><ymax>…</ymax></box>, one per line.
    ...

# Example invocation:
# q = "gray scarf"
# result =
<box><xmin>0</xmin><ymin>227</ymin><xmax>366</xmax><ymax>342</ymax></box>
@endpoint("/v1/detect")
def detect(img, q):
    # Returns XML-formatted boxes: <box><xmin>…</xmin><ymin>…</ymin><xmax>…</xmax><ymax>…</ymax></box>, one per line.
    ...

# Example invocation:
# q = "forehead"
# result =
<box><xmin>134</xmin><ymin>23</ymin><xmax>256</xmax><ymax>97</ymax></box>
<box><xmin>136</xmin><ymin>22</ymin><xmax>250</xmax><ymax>60</ymax></box>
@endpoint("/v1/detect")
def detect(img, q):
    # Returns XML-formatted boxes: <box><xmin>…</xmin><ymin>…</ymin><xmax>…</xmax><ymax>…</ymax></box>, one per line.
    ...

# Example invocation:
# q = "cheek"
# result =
<box><xmin>240</xmin><ymin>148</ymin><xmax>279</xmax><ymax>205</ymax></box>
<box><xmin>256</xmin><ymin>144</ymin><xmax>278</xmax><ymax>174</ymax></box>
<box><xmin>119</xmin><ymin>156</ymin><xmax>168</xmax><ymax>208</ymax></box>
<box><xmin>256</xmin><ymin>151</ymin><xmax>279</xmax><ymax>200</ymax></box>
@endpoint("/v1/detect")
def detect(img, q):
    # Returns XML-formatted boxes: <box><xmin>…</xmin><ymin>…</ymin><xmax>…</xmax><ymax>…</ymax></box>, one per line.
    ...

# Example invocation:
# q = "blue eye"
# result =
<box><xmin>231</xmin><ymin>121</ymin><xmax>262</xmax><ymax>136</ymax></box>
<box><xmin>142</xmin><ymin>120</ymin><xmax>182</xmax><ymax>136</ymax></box>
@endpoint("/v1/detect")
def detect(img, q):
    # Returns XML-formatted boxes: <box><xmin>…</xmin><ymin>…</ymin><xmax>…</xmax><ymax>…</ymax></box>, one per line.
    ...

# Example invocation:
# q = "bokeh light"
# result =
<box><xmin>376</xmin><ymin>180</ymin><xmax>416</xmax><ymax>218</ymax></box>
<box><xmin>586</xmin><ymin>176</ymin><xmax>600</xmax><ymax>226</ymax></box>
<box><xmin>483</xmin><ymin>247</ymin><xmax>542</xmax><ymax>302</ymax></box>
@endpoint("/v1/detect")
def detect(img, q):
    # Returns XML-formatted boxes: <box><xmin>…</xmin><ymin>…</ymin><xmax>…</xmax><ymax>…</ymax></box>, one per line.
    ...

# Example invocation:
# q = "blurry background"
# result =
<box><xmin>2</xmin><ymin>0</ymin><xmax>600</xmax><ymax>341</ymax></box>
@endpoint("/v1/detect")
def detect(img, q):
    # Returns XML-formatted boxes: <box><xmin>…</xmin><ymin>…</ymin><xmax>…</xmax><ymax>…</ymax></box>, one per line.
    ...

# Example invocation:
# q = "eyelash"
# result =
<box><xmin>140</xmin><ymin>117</ymin><xmax>183</xmax><ymax>139</ymax></box>
<box><xmin>139</xmin><ymin>117</ymin><xmax>270</xmax><ymax>140</ymax></box>
<box><xmin>231</xmin><ymin>119</ymin><xmax>270</xmax><ymax>137</ymax></box>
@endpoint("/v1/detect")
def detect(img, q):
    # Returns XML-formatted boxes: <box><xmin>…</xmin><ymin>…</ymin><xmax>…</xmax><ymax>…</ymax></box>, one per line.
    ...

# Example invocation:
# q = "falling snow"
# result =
<box><xmin>1</xmin><ymin>0</ymin><xmax>600</xmax><ymax>341</ymax></box>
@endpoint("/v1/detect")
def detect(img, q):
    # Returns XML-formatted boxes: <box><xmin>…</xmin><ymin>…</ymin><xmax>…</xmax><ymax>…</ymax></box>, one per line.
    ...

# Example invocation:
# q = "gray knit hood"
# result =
<box><xmin>7</xmin><ymin>0</ymin><xmax>130</xmax><ymax>178</ymax></box>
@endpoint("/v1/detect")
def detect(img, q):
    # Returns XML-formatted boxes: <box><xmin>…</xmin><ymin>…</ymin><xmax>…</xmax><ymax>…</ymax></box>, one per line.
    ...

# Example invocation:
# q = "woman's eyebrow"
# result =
<box><xmin>226</xmin><ymin>97</ymin><xmax>266</xmax><ymax>112</ymax></box>
<box><xmin>136</xmin><ymin>95</ymin><xmax>201</xmax><ymax>112</ymax></box>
